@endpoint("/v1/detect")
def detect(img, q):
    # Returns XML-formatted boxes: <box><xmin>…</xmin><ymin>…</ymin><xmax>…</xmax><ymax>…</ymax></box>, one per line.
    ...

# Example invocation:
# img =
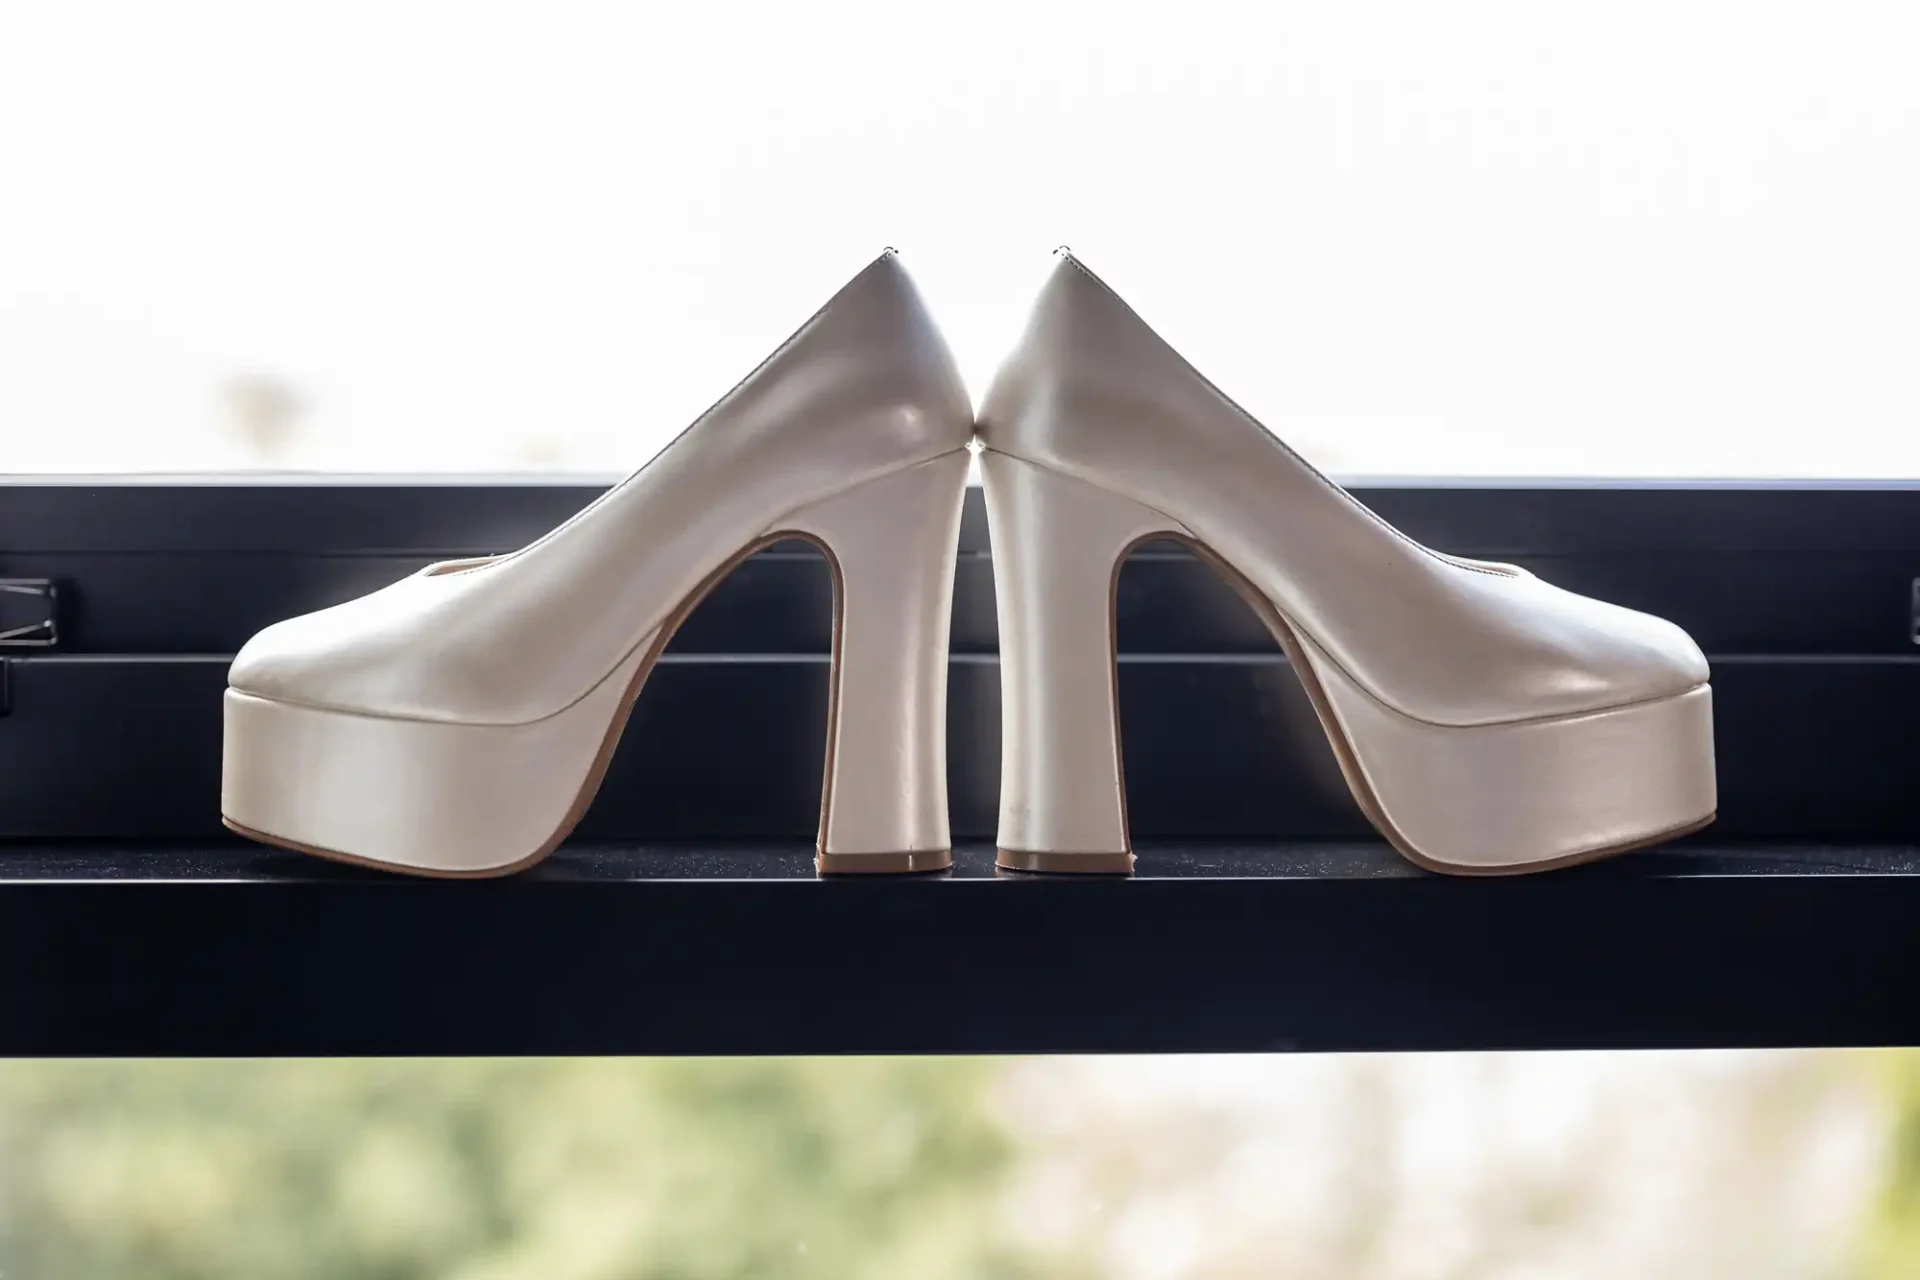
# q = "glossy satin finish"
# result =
<box><xmin>787</xmin><ymin>450</ymin><xmax>969</xmax><ymax>872</ymax></box>
<box><xmin>979</xmin><ymin>254</ymin><xmax>1717</xmax><ymax>874</ymax></box>
<box><xmin>223</xmin><ymin>642</ymin><xmax>654</xmax><ymax>875</ymax></box>
<box><xmin>222</xmin><ymin>251</ymin><xmax>973</xmax><ymax>876</ymax></box>
<box><xmin>981</xmin><ymin>450</ymin><xmax>1182</xmax><ymax>870</ymax></box>
<box><xmin>229</xmin><ymin>253</ymin><xmax>968</xmax><ymax>727</ymax></box>
<box><xmin>981</xmin><ymin>255</ymin><xmax>1710</xmax><ymax>727</ymax></box>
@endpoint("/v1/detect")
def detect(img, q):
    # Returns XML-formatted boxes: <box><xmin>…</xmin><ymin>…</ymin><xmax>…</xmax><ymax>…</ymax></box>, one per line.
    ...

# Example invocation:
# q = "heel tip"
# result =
<box><xmin>816</xmin><ymin>850</ymin><xmax>952</xmax><ymax>875</ymax></box>
<box><xmin>996</xmin><ymin>849</ymin><xmax>1135</xmax><ymax>876</ymax></box>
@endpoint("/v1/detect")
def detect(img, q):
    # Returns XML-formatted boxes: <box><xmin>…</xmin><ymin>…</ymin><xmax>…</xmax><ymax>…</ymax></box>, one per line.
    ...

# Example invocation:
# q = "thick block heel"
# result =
<box><xmin>980</xmin><ymin>449</ymin><xmax>1185</xmax><ymax>874</ymax></box>
<box><xmin>784</xmin><ymin>450</ymin><xmax>970</xmax><ymax>874</ymax></box>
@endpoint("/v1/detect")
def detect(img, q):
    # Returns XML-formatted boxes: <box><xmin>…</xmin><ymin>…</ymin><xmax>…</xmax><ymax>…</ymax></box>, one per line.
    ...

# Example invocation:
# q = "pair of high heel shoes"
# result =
<box><xmin>221</xmin><ymin>250</ymin><xmax>1717</xmax><ymax>878</ymax></box>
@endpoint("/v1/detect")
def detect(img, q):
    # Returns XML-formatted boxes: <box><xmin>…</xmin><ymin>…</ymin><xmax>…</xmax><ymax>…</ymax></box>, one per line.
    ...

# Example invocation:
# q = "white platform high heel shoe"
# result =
<box><xmin>980</xmin><ymin>253</ymin><xmax>1716</xmax><ymax>875</ymax></box>
<box><xmin>222</xmin><ymin>251</ymin><xmax>972</xmax><ymax>877</ymax></box>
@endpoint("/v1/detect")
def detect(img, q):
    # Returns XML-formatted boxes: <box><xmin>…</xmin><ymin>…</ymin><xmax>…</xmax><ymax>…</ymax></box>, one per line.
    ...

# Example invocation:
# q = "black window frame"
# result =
<box><xmin>1</xmin><ymin>475</ymin><xmax>1917</xmax><ymax>1056</ymax></box>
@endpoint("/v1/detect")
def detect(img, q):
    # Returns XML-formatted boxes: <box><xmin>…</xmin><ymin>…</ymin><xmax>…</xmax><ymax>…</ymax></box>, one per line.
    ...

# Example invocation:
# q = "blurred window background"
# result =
<box><xmin>2</xmin><ymin>1</ymin><xmax>1916</xmax><ymax>476</ymax></box>
<box><xmin>1</xmin><ymin>1052</ymin><xmax>1916</xmax><ymax>1277</ymax></box>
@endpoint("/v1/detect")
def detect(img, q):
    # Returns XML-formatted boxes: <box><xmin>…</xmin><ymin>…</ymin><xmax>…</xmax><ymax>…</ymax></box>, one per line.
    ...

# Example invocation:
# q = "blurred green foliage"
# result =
<box><xmin>0</xmin><ymin>1057</ymin><xmax>1057</xmax><ymax>1280</ymax></box>
<box><xmin>1866</xmin><ymin>1054</ymin><xmax>1920</xmax><ymax>1279</ymax></box>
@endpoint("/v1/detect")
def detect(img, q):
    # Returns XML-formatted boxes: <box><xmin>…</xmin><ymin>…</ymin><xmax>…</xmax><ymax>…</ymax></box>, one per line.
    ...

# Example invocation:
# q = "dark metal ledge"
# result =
<box><xmin>0</xmin><ymin>841</ymin><xmax>1913</xmax><ymax>1057</ymax></box>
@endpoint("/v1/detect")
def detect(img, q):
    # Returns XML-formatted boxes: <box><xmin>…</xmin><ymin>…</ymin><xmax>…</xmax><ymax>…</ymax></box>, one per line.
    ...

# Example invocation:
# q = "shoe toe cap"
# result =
<box><xmin>1525</xmin><ymin>587</ymin><xmax>1710</xmax><ymax>714</ymax></box>
<box><xmin>228</xmin><ymin>577</ymin><xmax>442</xmax><ymax>715</ymax></box>
<box><xmin>228</xmin><ymin>605</ymin><xmax>367</xmax><ymax>708</ymax></box>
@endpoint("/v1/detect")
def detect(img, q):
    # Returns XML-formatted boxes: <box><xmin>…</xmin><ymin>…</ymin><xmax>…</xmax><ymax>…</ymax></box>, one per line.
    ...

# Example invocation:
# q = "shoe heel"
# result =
<box><xmin>781</xmin><ymin>450</ymin><xmax>971</xmax><ymax>874</ymax></box>
<box><xmin>980</xmin><ymin>450</ymin><xmax>1185</xmax><ymax>873</ymax></box>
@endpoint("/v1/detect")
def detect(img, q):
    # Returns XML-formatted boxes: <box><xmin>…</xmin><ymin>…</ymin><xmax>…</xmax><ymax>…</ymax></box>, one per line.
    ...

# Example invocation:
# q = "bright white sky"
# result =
<box><xmin>1</xmin><ymin>1</ymin><xmax>1916</xmax><ymax>476</ymax></box>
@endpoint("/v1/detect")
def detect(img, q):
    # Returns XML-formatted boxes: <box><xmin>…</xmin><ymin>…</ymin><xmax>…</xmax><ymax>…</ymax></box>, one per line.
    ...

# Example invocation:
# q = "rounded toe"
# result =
<box><xmin>1504</xmin><ymin>577</ymin><xmax>1711</xmax><ymax>719</ymax></box>
<box><xmin>227</xmin><ymin>614</ymin><xmax>315</xmax><ymax>702</ymax></box>
<box><xmin>1593</xmin><ymin>601</ymin><xmax>1711</xmax><ymax>704</ymax></box>
<box><xmin>226</xmin><ymin>595</ymin><xmax>399</xmax><ymax>712</ymax></box>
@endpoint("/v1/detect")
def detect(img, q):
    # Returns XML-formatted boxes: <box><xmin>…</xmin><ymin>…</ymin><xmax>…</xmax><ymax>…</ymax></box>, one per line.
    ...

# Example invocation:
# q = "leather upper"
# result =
<box><xmin>229</xmin><ymin>251</ymin><xmax>973</xmax><ymax>725</ymax></box>
<box><xmin>978</xmin><ymin>254</ymin><xmax>1709</xmax><ymax>728</ymax></box>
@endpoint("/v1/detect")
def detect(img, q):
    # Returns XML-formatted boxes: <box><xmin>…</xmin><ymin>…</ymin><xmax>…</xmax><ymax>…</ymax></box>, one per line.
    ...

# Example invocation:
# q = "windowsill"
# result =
<box><xmin>2</xmin><ymin>839</ymin><xmax>1913</xmax><ymax>1057</ymax></box>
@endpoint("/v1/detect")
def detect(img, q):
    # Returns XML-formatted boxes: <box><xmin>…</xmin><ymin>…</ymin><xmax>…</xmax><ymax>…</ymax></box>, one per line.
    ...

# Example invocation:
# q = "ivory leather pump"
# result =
<box><xmin>979</xmin><ymin>253</ymin><xmax>1716</xmax><ymax>876</ymax></box>
<box><xmin>222</xmin><ymin>251</ymin><xmax>972</xmax><ymax>877</ymax></box>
